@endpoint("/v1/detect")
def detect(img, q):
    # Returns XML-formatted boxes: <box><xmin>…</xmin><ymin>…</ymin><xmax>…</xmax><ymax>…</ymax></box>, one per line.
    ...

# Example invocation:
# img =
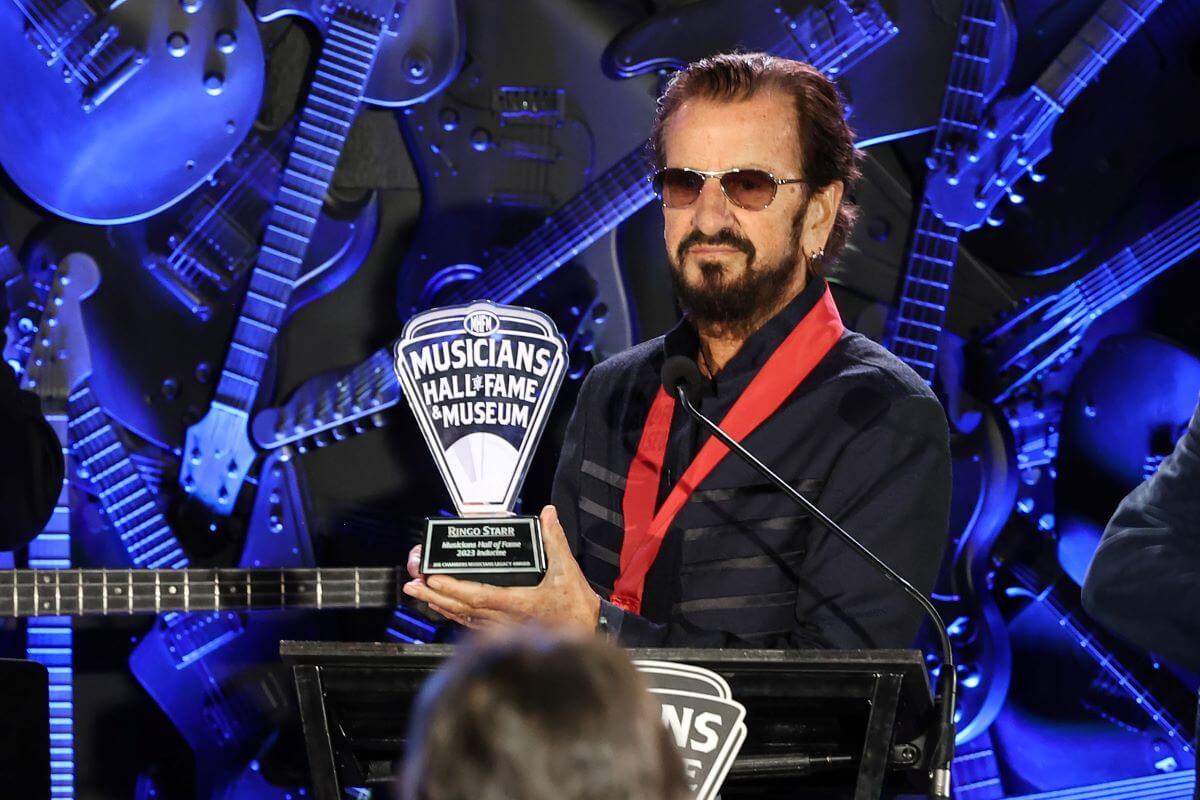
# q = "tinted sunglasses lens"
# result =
<box><xmin>656</xmin><ymin>169</ymin><xmax>705</xmax><ymax>208</ymax></box>
<box><xmin>720</xmin><ymin>170</ymin><xmax>777</xmax><ymax>209</ymax></box>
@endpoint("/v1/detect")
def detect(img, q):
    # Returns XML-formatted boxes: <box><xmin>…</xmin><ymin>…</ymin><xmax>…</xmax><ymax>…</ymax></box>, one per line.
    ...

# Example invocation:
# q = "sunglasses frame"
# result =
<box><xmin>650</xmin><ymin>167</ymin><xmax>807</xmax><ymax>211</ymax></box>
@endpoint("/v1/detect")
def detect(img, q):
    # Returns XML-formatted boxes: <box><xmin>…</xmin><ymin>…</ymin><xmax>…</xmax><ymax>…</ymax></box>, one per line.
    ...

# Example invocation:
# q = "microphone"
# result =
<box><xmin>659</xmin><ymin>355</ymin><xmax>957</xmax><ymax>800</ymax></box>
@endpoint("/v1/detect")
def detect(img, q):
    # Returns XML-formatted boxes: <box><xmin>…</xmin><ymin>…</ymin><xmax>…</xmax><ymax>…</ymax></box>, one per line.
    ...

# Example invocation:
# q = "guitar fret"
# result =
<box><xmin>295</xmin><ymin>134</ymin><xmax>341</xmax><ymax>157</ymax></box>
<box><xmin>247</xmin><ymin>289</ymin><xmax>288</xmax><ymax>309</ymax></box>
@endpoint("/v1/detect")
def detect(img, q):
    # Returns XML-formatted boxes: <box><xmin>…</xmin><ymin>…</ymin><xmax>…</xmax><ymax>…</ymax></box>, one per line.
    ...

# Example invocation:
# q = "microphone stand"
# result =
<box><xmin>672</xmin><ymin>384</ymin><xmax>957</xmax><ymax>800</ymax></box>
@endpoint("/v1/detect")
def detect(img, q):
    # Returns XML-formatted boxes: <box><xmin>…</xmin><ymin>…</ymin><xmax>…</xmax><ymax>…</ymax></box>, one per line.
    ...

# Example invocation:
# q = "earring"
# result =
<box><xmin>809</xmin><ymin>247</ymin><xmax>825</xmax><ymax>260</ymax></box>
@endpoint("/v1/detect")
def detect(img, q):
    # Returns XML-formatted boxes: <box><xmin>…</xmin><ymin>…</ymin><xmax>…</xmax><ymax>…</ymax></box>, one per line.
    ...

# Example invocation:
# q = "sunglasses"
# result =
<box><xmin>650</xmin><ymin>167</ymin><xmax>807</xmax><ymax>211</ymax></box>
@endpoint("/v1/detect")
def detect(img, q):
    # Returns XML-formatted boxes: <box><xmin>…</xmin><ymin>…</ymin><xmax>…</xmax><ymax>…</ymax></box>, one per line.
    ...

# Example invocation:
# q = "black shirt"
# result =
<box><xmin>551</xmin><ymin>277</ymin><xmax>952</xmax><ymax>649</ymax></box>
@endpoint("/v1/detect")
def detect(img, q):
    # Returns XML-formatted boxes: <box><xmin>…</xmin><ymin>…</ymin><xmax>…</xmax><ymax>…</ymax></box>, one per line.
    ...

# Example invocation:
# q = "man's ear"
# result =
<box><xmin>804</xmin><ymin>180</ymin><xmax>844</xmax><ymax>253</ymax></box>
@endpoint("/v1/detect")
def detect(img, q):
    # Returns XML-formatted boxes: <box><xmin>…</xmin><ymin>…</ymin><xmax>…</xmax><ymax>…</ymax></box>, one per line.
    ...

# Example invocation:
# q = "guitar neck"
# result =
<box><xmin>0</xmin><ymin>567</ymin><xmax>400</xmax><ymax>617</ymax></box>
<box><xmin>886</xmin><ymin>0</ymin><xmax>999</xmax><ymax>382</ymax></box>
<box><xmin>455</xmin><ymin>0</ymin><xmax>894</xmax><ymax>306</ymax></box>
<box><xmin>1010</xmin><ymin>565</ymin><xmax>1195</xmax><ymax>746</ymax></box>
<box><xmin>213</xmin><ymin>10</ymin><xmax>385</xmax><ymax>414</ymax></box>
<box><xmin>255</xmin><ymin>346</ymin><xmax>398</xmax><ymax>449</ymax></box>
<box><xmin>67</xmin><ymin>384</ymin><xmax>189</xmax><ymax>569</ymax></box>
<box><xmin>986</xmin><ymin>198</ymin><xmax>1200</xmax><ymax>402</ymax></box>
<box><xmin>1035</xmin><ymin>0</ymin><xmax>1163</xmax><ymax>110</ymax></box>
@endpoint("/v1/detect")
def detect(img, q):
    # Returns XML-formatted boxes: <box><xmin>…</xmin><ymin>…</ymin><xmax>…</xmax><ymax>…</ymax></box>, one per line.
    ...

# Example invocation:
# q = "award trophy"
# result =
<box><xmin>393</xmin><ymin>302</ymin><xmax>567</xmax><ymax>587</ymax></box>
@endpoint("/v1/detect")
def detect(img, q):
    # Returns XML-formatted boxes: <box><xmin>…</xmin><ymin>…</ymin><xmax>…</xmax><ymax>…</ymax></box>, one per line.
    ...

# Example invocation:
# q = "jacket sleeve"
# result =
<box><xmin>600</xmin><ymin>392</ymin><xmax>953</xmax><ymax>650</ymax></box>
<box><xmin>1081</xmin><ymin>398</ymin><xmax>1200</xmax><ymax>673</ymax></box>
<box><xmin>0</xmin><ymin>325</ymin><xmax>65</xmax><ymax>551</ymax></box>
<box><xmin>550</xmin><ymin>369</ymin><xmax>592</xmax><ymax>559</ymax></box>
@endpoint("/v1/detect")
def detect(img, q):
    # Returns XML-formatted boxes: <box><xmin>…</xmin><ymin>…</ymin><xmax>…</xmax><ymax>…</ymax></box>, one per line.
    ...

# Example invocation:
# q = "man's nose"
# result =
<box><xmin>691</xmin><ymin>176</ymin><xmax>737</xmax><ymax>234</ymax></box>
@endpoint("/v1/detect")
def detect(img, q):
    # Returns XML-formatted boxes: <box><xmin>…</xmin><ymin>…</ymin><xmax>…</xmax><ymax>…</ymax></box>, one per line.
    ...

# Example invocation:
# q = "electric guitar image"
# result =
<box><xmin>250</xmin><ymin>0</ymin><xmax>903</xmax><ymax>454</ymax></box>
<box><xmin>179</xmin><ymin>0</ymin><xmax>463</xmax><ymax>514</ymax></box>
<box><xmin>12</xmin><ymin>248</ymin><xmax>328</xmax><ymax>797</ymax></box>
<box><xmin>978</xmin><ymin>198</ymin><xmax>1200</xmax><ymax>404</ymax></box>
<box><xmin>924</xmin><ymin>0</ymin><xmax>1165</xmax><ymax>230</ymax></box>
<box><xmin>0</xmin><ymin>0</ymin><xmax>264</xmax><ymax>224</ymax></box>
<box><xmin>26</xmin><ymin>115</ymin><xmax>380</xmax><ymax>452</ymax></box>
<box><xmin>15</xmin><ymin>253</ymin><xmax>100</xmax><ymax>800</ymax></box>
<box><xmin>875</xmin><ymin>0</ymin><xmax>1018</xmax><ymax>750</ymax></box>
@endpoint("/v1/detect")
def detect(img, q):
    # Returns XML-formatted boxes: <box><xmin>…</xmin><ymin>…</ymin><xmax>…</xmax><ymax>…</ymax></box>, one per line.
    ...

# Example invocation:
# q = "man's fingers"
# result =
<box><xmin>539</xmin><ymin>504</ymin><xmax>570</xmax><ymax>560</ymax></box>
<box><xmin>426</xmin><ymin>574</ymin><xmax>506</xmax><ymax>608</ymax></box>
<box><xmin>407</xmin><ymin>545</ymin><xmax>425</xmax><ymax>580</ymax></box>
<box><xmin>403</xmin><ymin>580</ymin><xmax>474</xmax><ymax>618</ymax></box>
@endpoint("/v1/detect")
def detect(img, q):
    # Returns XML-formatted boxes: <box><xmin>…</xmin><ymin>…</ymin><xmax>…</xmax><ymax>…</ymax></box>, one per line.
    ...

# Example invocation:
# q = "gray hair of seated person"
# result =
<box><xmin>396</xmin><ymin>626</ymin><xmax>690</xmax><ymax>800</ymax></box>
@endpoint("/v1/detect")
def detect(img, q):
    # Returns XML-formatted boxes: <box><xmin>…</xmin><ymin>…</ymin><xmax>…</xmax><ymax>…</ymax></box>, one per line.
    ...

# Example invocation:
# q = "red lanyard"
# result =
<box><xmin>611</xmin><ymin>287</ymin><xmax>845</xmax><ymax>614</ymax></box>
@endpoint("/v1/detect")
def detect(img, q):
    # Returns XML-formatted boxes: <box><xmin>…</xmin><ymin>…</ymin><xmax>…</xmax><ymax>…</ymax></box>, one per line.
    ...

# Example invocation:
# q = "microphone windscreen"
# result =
<box><xmin>660</xmin><ymin>355</ymin><xmax>704</xmax><ymax>404</ymax></box>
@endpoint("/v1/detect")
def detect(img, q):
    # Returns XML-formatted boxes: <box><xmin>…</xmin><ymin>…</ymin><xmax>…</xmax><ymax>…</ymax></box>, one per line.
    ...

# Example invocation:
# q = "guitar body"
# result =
<box><xmin>128</xmin><ymin>450</ymin><xmax>329</xmax><ymax>799</ymax></box>
<box><xmin>939</xmin><ymin>389</ymin><xmax>1019</xmax><ymax>743</ymax></box>
<box><xmin>394</xmin><ymin>13</ymin><xmax>640</xmax><ymax>364</ymax></box>
<box><xmin>604</xmin><ymin>0</ymin><xmax>969</xmax><ymax>146</ymax></box>
<box><xmin>255</xmin><ymin>0</ymin><xmax>463</xmax><ymax>107</ymax></box>
<box><xmin>1056</xmin><ymin>334</ymin><xmax>1200</xmax><ymax>586</ymax></box>
<box><xmin>25</xmin><ymin>188</ymin><xmax>378</xmax><ymax>451</ymax></box>
<box><xmin>0</xmin><ymin>0</ymin><xmax>264</xmax><ymax>224</ymax></box>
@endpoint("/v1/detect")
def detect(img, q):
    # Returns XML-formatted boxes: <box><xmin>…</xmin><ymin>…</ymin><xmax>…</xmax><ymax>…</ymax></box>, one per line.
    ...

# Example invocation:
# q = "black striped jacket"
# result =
<box><xmin>552</xmin><ymin>280</ymin><xmax>952</xmax><ymax>650</ymax></box>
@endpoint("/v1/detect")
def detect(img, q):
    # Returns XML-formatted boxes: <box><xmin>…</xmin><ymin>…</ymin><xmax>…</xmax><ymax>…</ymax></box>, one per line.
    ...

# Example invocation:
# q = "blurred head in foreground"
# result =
<box><xmin>397</xmin><ymin>626</ymin><xmax>689</xmax><ymax>800</ymax></box>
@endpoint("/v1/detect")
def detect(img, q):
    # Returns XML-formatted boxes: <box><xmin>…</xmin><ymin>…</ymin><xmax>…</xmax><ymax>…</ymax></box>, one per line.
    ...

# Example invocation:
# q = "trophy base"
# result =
<box><xmin>421</xmin><ymin>516</ymin><xmax>546</xmax><ymax>587</ymax></box>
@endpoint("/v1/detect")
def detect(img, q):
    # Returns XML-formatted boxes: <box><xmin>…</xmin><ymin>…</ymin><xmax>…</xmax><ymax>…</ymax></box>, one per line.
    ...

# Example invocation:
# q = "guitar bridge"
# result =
<box><xmin>23</xmin><ymin>3</ymin><xmax>147</xmax><ymax>112</ymax></box>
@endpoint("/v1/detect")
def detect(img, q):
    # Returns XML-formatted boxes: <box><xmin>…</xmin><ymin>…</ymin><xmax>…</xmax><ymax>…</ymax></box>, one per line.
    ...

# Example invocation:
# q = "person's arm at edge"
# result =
<box><xmin>1081</xmin><ymin>397</ymin><xmax>1200</xmax><ymax>672</ymax></box>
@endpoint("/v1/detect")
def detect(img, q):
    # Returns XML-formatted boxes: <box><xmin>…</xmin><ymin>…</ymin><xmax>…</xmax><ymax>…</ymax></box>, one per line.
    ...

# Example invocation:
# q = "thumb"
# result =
<box><xmin>539</xmin><ymin>504</ymin><xmax>568</xmax><ymax>554</ymax></box>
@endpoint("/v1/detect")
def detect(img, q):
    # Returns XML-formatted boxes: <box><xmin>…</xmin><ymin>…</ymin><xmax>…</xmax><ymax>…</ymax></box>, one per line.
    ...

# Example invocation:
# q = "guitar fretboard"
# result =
<box><xmin>1036</xmin><ymin>0</ymin><xmax>1163</xmax><ymax>111</ymax></box>
<box><xmin>885</xmin><ymin>0</ymin><xmax>999</xmax><ymax>383</ymax></box>
<box><xmin>68</xmin><ymin>386</ymin><xmax>188</xmax><ymax>568</ymax></box>
<box><xmin>1010</xmin><ymin>565</ymin><xmax>1195</xmax><ymax>754</ymax></box>
<box><xmin>214</xmin><ymin>10</ymin><xmax>385</xmax><ymax>414</ymax></box>
<box><xmin>0</xmin><ymin>568</ymin><xmax>399</xmax><ymax>618</ymax></box>
<box><xmin>986</xmin><ymin>198</ymin><xmax>1200</xmax><ymax>402</ymax></box>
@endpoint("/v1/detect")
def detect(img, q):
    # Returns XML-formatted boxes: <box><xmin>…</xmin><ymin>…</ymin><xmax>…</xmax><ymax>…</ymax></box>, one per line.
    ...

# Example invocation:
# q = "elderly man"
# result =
<box><xmin>404</xmin><ymin>53</ymin><xmax>951</xmax><ymax>650</ymax></box>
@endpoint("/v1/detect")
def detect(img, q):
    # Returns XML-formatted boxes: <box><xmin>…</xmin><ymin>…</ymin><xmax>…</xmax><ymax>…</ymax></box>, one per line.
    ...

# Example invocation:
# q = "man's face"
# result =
<box><xmin>661</xmin><ymin>91</ymin><xmax>811</xmax><ymax>331</ymax></box>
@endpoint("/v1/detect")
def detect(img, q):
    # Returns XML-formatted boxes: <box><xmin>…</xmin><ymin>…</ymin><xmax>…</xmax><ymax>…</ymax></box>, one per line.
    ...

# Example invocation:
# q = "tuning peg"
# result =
<box><xmin>1007</xmin><ymin>189</ymin><xmax>1024</xmax><ymax>205</ymax></box>
<box><xmin>1029</xmin><ymin>170</ymin><xmax>1046</xmax><ymax>183</ymax></box>
<box><xmin>986</xmin><ymin>210</ymin><xmax>1004</xmax><ymax>227</ymax></box>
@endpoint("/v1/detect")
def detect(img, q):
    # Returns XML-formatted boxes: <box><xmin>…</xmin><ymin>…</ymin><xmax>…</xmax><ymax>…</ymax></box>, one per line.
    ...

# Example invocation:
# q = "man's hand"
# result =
<box><xmin>402</xmin><ymin>505</ymin><xmax>601</xmax><ymax>633</ymax></box>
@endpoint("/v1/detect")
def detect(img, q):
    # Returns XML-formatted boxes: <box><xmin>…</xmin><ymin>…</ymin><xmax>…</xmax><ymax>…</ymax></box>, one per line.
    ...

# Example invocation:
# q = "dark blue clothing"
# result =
<box><xmin>1082</xmin><ymin>397</ymin><xmax>1200</xmax><ymax>788</ymax></box>
<box><xmin>552</xmin><ymin>278</ymin><xmax>952</xmax><ymax>649</ymax></box>
<box><xmin>1</xmin><ymin>303</ymin><xmax>64</xmax><ymax>551</ymax></box>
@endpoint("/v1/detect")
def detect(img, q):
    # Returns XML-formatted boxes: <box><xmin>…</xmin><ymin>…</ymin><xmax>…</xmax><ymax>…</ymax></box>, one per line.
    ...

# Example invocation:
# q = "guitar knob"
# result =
<box><xmin>181</xmin><ymin>0</ymin><xmax>202</xmax><ymax>13</ymax></box>
<box><xmin>203</xmin><ymin>73</ymin><xmax>225</xmax><ymax>96</ymax></box>
<box><xmin>167</xmin><ymin>33</ymin><xmax>189</xmax><ymax>58</ymax></box>
<box><xmin>215</xmin><ymin>30</ymin><xmax>237</xmax><ymax>54</ymax></box>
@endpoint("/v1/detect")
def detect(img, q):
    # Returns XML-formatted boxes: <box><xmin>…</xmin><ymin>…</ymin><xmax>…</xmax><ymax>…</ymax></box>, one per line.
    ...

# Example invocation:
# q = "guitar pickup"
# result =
<box><xmin>80</xmin><ymin>46</ymin><xmax>146</xmax><ymax>112</ymax></box>
<box><xmin>493</xmin><ymin>86</ymin><xmax>565</xmax><ymax>123</ymax></box>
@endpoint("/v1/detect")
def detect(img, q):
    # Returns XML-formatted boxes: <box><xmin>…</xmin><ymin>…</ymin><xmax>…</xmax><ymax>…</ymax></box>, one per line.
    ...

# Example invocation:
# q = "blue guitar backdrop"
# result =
<box><xmin>1</xmin><ymin>0</ymin><xmax>1198</xmax><ymax>798</ymax></box>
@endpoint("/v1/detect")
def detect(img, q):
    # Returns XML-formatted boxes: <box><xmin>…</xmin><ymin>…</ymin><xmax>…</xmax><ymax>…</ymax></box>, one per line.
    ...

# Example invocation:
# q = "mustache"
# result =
<box><xmin>676</xmin><ymin>229</ymin><xmax>755</xmax><ymax>263</ymax></box>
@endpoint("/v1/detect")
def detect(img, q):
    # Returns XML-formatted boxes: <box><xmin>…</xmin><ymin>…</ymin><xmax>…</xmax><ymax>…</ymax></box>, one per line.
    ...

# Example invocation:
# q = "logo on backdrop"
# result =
<box><xmin>393</xmin><ymin>302</ymin><xmax>567</xmax><ymax>516</ymax></box>
<box><xmin>635</xmin><ymin>661</ymin><xmax>748</xmax><ymax>800</ymax></box>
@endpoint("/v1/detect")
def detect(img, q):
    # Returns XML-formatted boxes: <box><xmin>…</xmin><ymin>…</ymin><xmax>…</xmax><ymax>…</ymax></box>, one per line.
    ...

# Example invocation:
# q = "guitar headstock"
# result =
<box><xmin>20</xmin><ymin>253</ymin><xmax>100</xmax><ymax>407</ymax></box>
<box><xmin>924</xmin><ymin>90</ymin><xmax>1056</xmax><ymax>231</ymax></box>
